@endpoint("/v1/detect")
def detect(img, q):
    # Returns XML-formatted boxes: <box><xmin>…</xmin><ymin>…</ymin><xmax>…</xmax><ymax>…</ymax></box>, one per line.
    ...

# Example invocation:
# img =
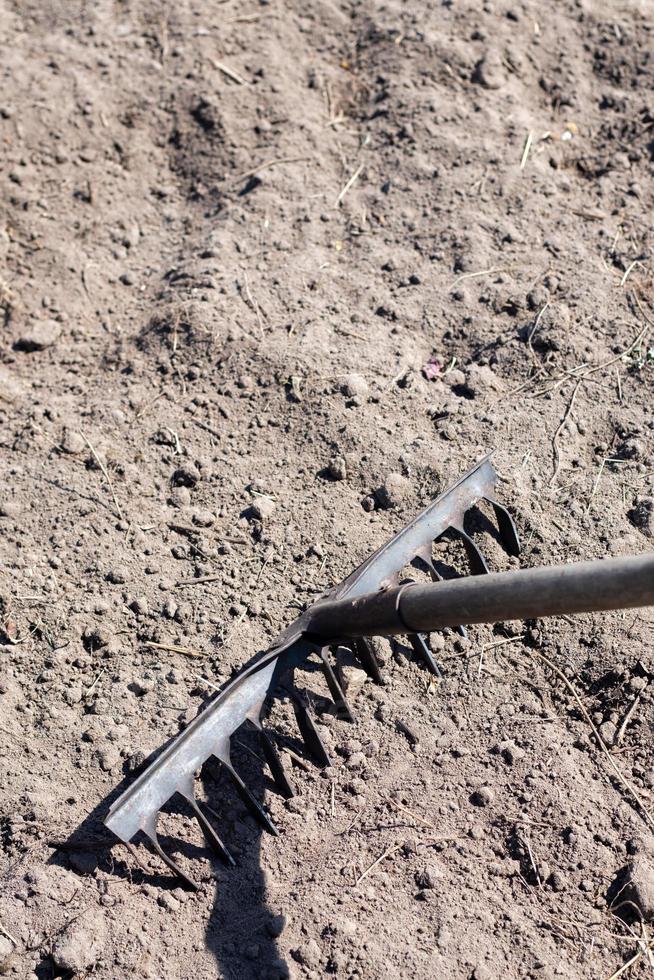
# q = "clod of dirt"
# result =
<box><xmin>612</xmin><ymin>856</ymin><xmax>654</xmax><ymax>921</ymax></box>
<box><xmin>252</xmin><ymin>496</ymin><xmax>276</xmax><ymax>520</ymax></box>
<box><xmin>375</xmin><ymin>473</ymin><xmax>410</xmax><ymax>509</ymax></box>
<box><xmin>51</xmin><ymin>913</ymin><xmax>108</xmax><ymax>973</ymax></box>
<box><xmin>327</xmin><ymin>456</ymin><xmax>347</xmax><ymax>481</ymax></box>
<box><xmin>172</xmin><ymin>464</ymin><xmax>201</xmax><ymax>488</ymax></box>
<box><xmin>472</xmin><ymin>49</ymin><xmax>507</xmax><ymax>89</ymax></box>
<box><xmin>340</xmin><ymin>665</ymin><xmax>368</xmax><ymax>700</ymax></box>
<box><xmin>340</xmin><ymin>373</ymin><xmax>369</xmax><ymax>398</ymax></box>
<box><xmin>14</xmin><ymin>318</ymin><xmax>61</xmax><ymax>351</ymax></box>
<box><xmin>0</xmin><ymin>365</ymin><xmax>24</xmax><ymax>403</ymax></box>
<box><xmin>106</xmin><ymin>566</ymin><xmax>128</xmax><ymax>585</ymax></box>
<box><xmin>471</xmin><ymin>786</ymin><xmax>495</xmax><ymax>807</ymax></box>
<box><xmin>0</xmin><ymin>499</ymin><xmax>21</xmax><ymax>520</ymax></box>
<box><xmin>60</xmin><ymin>428</ymin><xmax>86</xmax><ymax>454</ymax></box>
<box><xmin>627</xmin><ymin>497</ymin><xmax>653</xmax><ymax>537</ymax></box>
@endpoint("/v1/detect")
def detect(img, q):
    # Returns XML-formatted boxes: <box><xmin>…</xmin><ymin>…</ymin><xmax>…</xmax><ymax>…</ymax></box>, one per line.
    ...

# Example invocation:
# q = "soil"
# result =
<box><xmin>1</xmin><ymin>0</ymin><xmax>654</xmax><ymax>978</ymax></box>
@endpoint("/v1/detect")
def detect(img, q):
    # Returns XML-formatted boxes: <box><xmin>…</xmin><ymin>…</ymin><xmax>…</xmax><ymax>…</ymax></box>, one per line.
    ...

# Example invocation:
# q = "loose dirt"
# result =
<box><xmin>1</xmin><ymin>0</ymin><xmax>654</xmax><ymax>977</ymax></box>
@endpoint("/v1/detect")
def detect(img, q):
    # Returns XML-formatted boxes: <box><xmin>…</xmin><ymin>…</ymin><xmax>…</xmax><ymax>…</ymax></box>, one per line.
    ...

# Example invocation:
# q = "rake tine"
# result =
<box><xmin>225</xmin><ymin>763</ymin><xmax>279</xmax><ymax>836</ymax></box>
<box><xmin>353</xmin><ymin>637</ymin><xmax>384</xmax><ymax>685</ymax></box>
<box><xmin>143</xmin><ymin>824</ymin><xmax>199</xmax><ymax>891</ymax></box>
<box><xmin>486</xmin><ymin>496</ymin><xmax>521</xmax><ymax>557</ymax></box>
<box><xmin>293</xmin><ymin>698</ymin><xmax>332</xmax><ymax>767</ymax></box>
<box><xmin>258</xmin><ymin>729</ymin><xmax>295</xmax><ymax>799</ymax></box>
<box><xmin>452</xmin><ymin>525</ymin><xmax>490</xmax><ymax>576</ymax></box>
<box><xmin>408</xmin><ymin>632</ymin><xmax>443</xmax><ymax>678</ymax></box>
<box><xmin>187</xmin><ymin>797</ymin><xmax>236</xmax><ymax>866</ymax></box>
<box><xmin>320</xmin><ymin>647</ymin><xmax>355</xmax><ymax>722</ymax></box>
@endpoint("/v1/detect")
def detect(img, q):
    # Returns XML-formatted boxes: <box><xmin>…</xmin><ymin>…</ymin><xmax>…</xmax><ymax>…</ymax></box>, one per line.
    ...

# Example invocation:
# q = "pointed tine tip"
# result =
<box><xmin>320</xmin><ymin>649</ymin><xmax>355</xmax><ymax>723</ymax></box>
<box><xmin>409</xmin><ymin>633</ymin><xmax>443</xmax><ymax>678</ymax></box>
<box><xmin>188</xmin><ymin>797</ymin><xmax>236</xmax><ymax>867</ymax></box>
<box><xmin>293</xmin><ymin>699</ymin><xmax>332</xmax><ymax>768</ymax></box>
<box><xmin>353</xmin><ymin>637</ymin><xmax>384</xmax><ymax>686</ymax></box>
<box><xmin>227</xmin><ymin>765</ymin><xmax>279</xmax><ymax>836</ymax></box>
<box><xmin>487</xmin><ymin>496</ymin><xmax>521</xmax><ymax>557</ymax></box>
<box><xmin>146</xmin><ymin>830</ymin><xmax>199</xmax><ymax>891</ymax></box>
<box><xmin>259</xmin><ymin>729</ymin><xmax>295</xmax><ymax>799</ymax></box>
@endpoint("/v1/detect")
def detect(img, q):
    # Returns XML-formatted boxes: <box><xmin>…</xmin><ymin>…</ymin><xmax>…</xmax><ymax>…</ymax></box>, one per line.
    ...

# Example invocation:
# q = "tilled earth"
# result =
<box><xmin>1</xmin><ymin>0</ymin><xmax>654</xmax><ymax>977</ymax></box>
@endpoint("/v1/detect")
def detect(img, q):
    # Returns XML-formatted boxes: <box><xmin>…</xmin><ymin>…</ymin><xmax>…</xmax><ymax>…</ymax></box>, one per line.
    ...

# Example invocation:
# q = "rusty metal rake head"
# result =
<box><xmin>104</xmin><ymin>453</ymin><xmax>520</xmax><ymax>888</ymax></box>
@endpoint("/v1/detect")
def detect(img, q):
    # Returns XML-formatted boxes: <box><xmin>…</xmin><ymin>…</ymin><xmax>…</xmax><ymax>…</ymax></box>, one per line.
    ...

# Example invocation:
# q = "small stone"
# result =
<box><xmin>361</xmin><ymin>495</ymin><xmax>375</xmax><ymax>512</ymax></box>
<box><xmin>415</xmin><ymin>863</ymin><xmax>442</xmax><ymax>889</ymax></box>
<box><xmin>251</xmin><ymin>496</ymin><xmax>276</xmax><ymax>520</ymax></box>
<box><xmin>172</xmin><ymin>465</ymin><xmax>200</xmax><ymax>488</ymax></box>
<box><xmin>470</xmin><ymin>786</ymin><xmax>495</xmax><ymax>807</ymax></box>
<box><xmin>294</xmin><ymin>939</ymin><xmax>321</xmax><ymax>969</ymax></box>
<box><xmin>162</xmin><ymin>597</ymin><xmax>178</xmax><ymax>619</ymax></box>
<box><xmin>14</xmin><ymin>318</ymin><xmax>61</xmax><ymax>351</ymax></box>
<box><xmin>617</xmin><ymin>857</ymin><xmax>654</xmax><ymax>919</ymax></box>
<box><xmin>375</xmin><ymin>472</ymin><xmax>410</xmax><ymax>510</ymax></box>
<box><xmin>327</xmin><ymin>456</ymin><xmax>347</xmax><ymax>481</ymax></box>
<box><xmin>106</xmin><ymin>566</ymin><xmax>128</xmax><ymax>584</ymax></box>
<box><xmin>52</xmin><ymin>914</ymin><xmax>108</xmax><ymax>973</ymax></box>
<box><xmin>119</xmin><ymin>271</ymin><xmax>135</xmax><ymax>286</ymax></box>
<box><xmin>473</xmin><ymin>50</ymin><xmax>507</xmax><ymax>89</ymax></box>
<box><xmin>0</xmin><ymin>365</ymin><xmax>24</xmax><ymax>404</ymax></box>
<box><xmin>549</xmin><ymin>870</ymin><xmax>567</xmax><ymax>892</ymax></box>
<box><xmin>628</xmin><ymin>498</ymin><xmax>653</xmax><ymax>537</ymax></box>
<box><xmin>340</xmin><ymin>665</ymin><xmax>368</xmax><ymax>701</ymax></box>
<box><xmin>69</xmin><ymin>851</ymin><xmax>99</xmax><ymax>875</ymax></box>
<box><xmin>129</xmin><ymin>596</ymin><xmax>149</xmax><ymax>616</ymax></box>
<box><xmin>61</xmin><ymin>429</ymin><xmax>86</xmax><ymax>454</ymax></box>
<box><xmin>341</xmin><ymin>373</ymin><xmax>369</xmax><ymax>398</ymax></box>
<box><xmin>126</xmin><ymin>750</ymin><xmax>147</xmax><ymax>773</ymax></box>
<box><xmin>0</xmin><ymin>499</ymin><xmax>21</xmax><ymax>519</ymax></box>
<box><xmin>266</xmin><ymin>914</ymin><xmax>286</xmax><ymax>938</ymax></box>
<box><xmin>169</xmin><ymin>486</ymin><xmax>191</xmax><ymax>508</ymax></box>
<box><xmin>599</xmin><ymin>721</ymin><xmax>617</xmax><ymax>746</ymax></box>
<box><xmin>191</xmin><ymin>508</ymin><xmax>215</xmax><ymax>527</ymax></box>
<box><xmin>97</xmin><ymin>747</ymin><xmax>120</xmax><ymax>772</ymax></box>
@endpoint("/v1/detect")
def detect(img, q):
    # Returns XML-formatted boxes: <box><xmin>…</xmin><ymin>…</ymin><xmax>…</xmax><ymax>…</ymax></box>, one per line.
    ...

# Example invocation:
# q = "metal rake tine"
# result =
<box><xmin>225</xmin><ymin>763</ymin><xmax>279</xmax><ymax>836</ymax></box>
<box><xmin>451</xmin><ymin>524</ymin><xmax>490</xmax><ymax>576</ymax></box>
<box><xmin>258</xmin><ymin>729</ymin><xmax>295</xmax><ymax>799</ymax></box>
<box><xmin>408</xmin><ymin>632</ymin><xmax>443</xmax><ymax>678</ymax></box>
<box><xmin>486</xmin><ymin>495</ymin><xmax>521</xmax><ymax>557</ymax></box>
<box><xmin>143</xmin><ymin>825</ymin><xmax>199</xmax><ymax>891</ymax></box>
<box><xmin>292</xmin><ymin>698</ymin><xmax>332</xmax><ymax>767</ymax></box>
<box><xmin>187</xmin><ymin>797</ymin><xmax>236</xmax><ymax>867</ymax></box>
<box><xmin>353</xmin><ymin>637</ymin><xmax>384</xmax><ymax>685</ymax></box>
<box><xmin>320</xmin><ymin>647</ymin><xmax>355</xmax><ymax>722</ymax></box>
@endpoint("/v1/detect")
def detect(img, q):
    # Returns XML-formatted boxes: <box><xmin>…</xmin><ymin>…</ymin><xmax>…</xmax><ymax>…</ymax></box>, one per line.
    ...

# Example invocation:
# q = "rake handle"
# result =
<box><xmin>308</xmin><ymin>554</ymin><xmax>654</xmax><ymax>640</ymax></box>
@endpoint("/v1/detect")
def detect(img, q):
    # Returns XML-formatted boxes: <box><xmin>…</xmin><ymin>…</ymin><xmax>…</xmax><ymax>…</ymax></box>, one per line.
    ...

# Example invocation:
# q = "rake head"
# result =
<box><xmin>104</xmin><ymin>453</ymin><xmax>520</xmax><ymax>888</ymax></box>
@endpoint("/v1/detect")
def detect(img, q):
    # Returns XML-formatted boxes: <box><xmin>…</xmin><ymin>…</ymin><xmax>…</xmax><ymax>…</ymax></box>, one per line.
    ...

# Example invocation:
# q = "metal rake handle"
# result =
<box><xmin>307</xmin><ymin>553</ymin><xmax>654</xmax><ymax>640</ymax></box>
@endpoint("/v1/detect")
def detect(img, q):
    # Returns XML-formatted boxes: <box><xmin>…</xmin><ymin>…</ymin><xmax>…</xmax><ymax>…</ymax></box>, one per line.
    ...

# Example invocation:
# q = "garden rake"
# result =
<box><xmin>104</xmin><ymin>453</ymin><xmax>654</xmax><ymax>889</ymax></box>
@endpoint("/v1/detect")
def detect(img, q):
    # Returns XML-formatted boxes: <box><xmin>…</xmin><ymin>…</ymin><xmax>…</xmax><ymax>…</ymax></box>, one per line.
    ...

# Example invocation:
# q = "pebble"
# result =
<box><xmin>266</xmin><ymin>914</ymin><xmax>286</xmax><ymax>938</ymax></box>
<box><xmin>375</xmin><ymin>472</ymin><xmax>410</xmax><ymax>510</ymax></box>
<box><xmin>340</xmin><ymin>665</ymin><xmax>368</xmax><ymax>700</ymax></box>
<box><xmin>0</xmin><ymin>365</ymin><xmax>24</xmax><ymax>403</ymax></box>
<box><xmin>61</xmin><ymin>429</ymin><xmax>86</xmax><ymax>454</ymax></box>
<box><xmin>473</xmin><ymin>50</ymin><xmax>507</xmax><ymax>89</ymax></box>
<box><xmin>0</xmin><ymin>499</ymin><xmax>21</xmax><ymax>520</ymax></box>
<box><xmin>52</xmin><ymin>914</ymin><xmax>108</xmax><ymax>974</ymax></box>
<box><xmin>415</xmin><ymin>863</ymin><xmax>442</xmax><ymax>889</ymax></box>
<box><xmin>172</xmin><ymin>464</ymin><xmax>200</xmax><ymax>488</ymax></box>
<box><xmin>361</xmin><ymin>495</ymin><xmax>375</xmax><ymax>512</ymax></box>
<box><xmin>191</xmin><ymin>508</ymin><xmax>215</xmax><ymax>527</ymax></box>
<box><xmin>106</xmin><ymin>566</ymin><xmax>129</xmax><ymax>584</ymax></box>
<box><xmin>251</xmin><ymin>496</ymin><xmax>276</xmax><ymax>520</ymax></box>
<box><xmin>470</xmin><ymin>786</ymin><xmax>495</xmax><ymax>807</ymax></box>
<box><xmin>15</xmin><ymin>318</ymin><xmax>61</xmax><ymax>351</ymax></box>
<box><xmin>341</xmin><ymin>373</ymin><xmax>369</xmax><ymax>398</ymax></box>
<box><xmin>628</xmin><ymin>497</ymin><xmax>653</xmax><ymax>537</ymax></box>
<box><xmin>327</xmin><ymin>456</ymin><xmax>347</xmax><ymax>481</ymax></box>
<box><xmin>619</xmin><ymin>857</ymin><xmax>654</xmax><ymax>919</ymax></box>
<box><xmin>169</xmin><ymin>486</ymin><xmax>191</xmax><ymax>508</ymax></box>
